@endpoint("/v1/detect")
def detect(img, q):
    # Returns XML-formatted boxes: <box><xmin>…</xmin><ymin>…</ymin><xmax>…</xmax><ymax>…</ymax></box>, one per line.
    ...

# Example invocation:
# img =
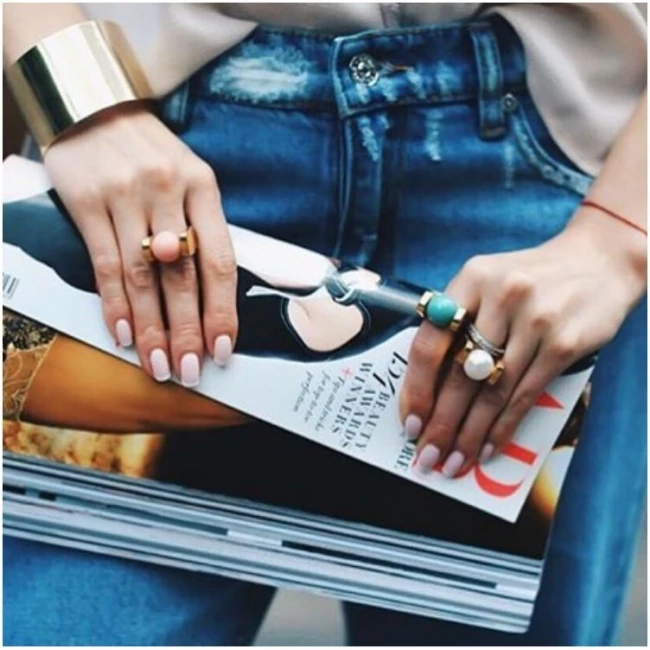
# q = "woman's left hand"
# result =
<box><xmin>399</xmin><ymin>205</ymin><xmax>647</xmax><ymax>478</ymax></box>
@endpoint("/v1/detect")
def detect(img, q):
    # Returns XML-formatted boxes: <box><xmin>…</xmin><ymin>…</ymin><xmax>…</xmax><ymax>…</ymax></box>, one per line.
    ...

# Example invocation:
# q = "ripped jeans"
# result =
<box><xmin>5</xmin><ymin>16</ymin><xmax>646</xmax><ymax>646</ymax></box>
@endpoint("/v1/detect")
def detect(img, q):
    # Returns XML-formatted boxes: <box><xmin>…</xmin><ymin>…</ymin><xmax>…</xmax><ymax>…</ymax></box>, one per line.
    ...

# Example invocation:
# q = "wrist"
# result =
<box><xmin>44</xmin><ymin>100</ymin><xmax>154</xmax><ymax>151</ymax></box>
<box><xmin>563</xmin><ymin>204</ymin><xmax>647</xmax><ymax>305</ymax></box>
<box><xmin>7</xmin><ymin>20</ymin><xmax>152</xmax><ymax>153</ymax></box>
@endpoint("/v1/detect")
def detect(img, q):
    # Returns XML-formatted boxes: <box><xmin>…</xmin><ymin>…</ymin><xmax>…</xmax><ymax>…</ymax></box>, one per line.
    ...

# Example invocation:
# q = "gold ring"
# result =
<box><xmin>487</xmin><ymin>360</ymin><xmax>505</xmax><ymax>386</ymax></box>
<box><xmin>141</xmin><ymin>235</ymin><xmax>155</xmax><ymax>263</ymax></box>
<box><xmin>141</xmin><ymin>226</ymin><xmax>198</xmax><ymax>264</ymax></box>
<box><xmin>179</xmin><ymin>225</ymin><xmax>198</xmax><ymax>258</ymax></box>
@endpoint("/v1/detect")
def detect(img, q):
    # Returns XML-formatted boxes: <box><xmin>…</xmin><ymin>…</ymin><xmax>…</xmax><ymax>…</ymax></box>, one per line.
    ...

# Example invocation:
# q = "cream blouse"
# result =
<box><xmin>138</xmin><ymin>3</ymin><xmax>647</xmax><ymax>176</ymax></box>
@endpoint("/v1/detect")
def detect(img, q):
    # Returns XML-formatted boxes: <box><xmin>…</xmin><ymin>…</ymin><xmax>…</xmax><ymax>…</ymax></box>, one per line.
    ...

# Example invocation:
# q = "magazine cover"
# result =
<box><xmin>3</xmin><ymin>157</ymin><xmax>593</xmax><ymax>521</ymax></box>
<box><xmin>3</xmin><ymin>156</ymin><xmax>594</xmax><ymax>630</ymax></box>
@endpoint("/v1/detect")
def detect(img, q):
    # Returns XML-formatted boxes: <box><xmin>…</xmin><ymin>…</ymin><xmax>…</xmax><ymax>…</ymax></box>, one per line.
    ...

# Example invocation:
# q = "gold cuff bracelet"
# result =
<box><xmin>6</xmin><ymin>20</ymin><xmax>152</xmax><ymax>152</ymax></box>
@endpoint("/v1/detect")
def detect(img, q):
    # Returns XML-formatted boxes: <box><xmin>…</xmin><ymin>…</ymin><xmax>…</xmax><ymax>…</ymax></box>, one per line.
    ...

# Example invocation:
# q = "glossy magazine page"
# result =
<box><xmin>2</xmin><ymin>156</ymin><xmax>592</xmax><ymax>523</ymax></box>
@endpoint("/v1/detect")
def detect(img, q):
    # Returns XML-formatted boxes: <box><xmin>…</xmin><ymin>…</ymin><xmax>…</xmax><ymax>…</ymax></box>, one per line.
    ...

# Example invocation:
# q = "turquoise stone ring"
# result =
<box><xmin>425</xmin><ymin>294</ymin><xmax>458</xmax><ymax>327</ymax></box>
<box><xmin>416</xmin><ymin>291</ymin><xmax>468</xmax><ymax>333</ymax></box>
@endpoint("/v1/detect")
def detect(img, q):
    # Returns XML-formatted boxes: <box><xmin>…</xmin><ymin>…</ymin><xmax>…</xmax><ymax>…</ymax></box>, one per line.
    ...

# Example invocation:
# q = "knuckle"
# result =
<box><xmin>548</xmin><ymin>333</ymin><xmax>578</xmax><ymax>362</ymax></box>
<box><xmin>108</xmin><ymin>173</ymin><xmax>136</xmax><ymax>198</ymax></box>
<box><xmin>125</xmin><ymin>259</ymin><xmax>157</xmax><ymax>291</ymax></box>
<box><xmin>67</xmin><ymin>188</ymin><xmax>101</xmax><ymax>213</ymax></box>
<box><xmin>510</xmin><ymin>389</ymin><xmax>537</xmax><ymax>417</ymax></box>
<box><xmin>171</xmin><ymin>321</ymin><xmax>203</xmax><ymax>350</ymax></box>
<box><xmin>426</xmin><ymin>420</ymin><xmax>455</xmax><ymax>447</ymax></box>
<box><xmin>462</xmin><ymin>255</ymin><xmax>491</xmax><ymax>282</ymax></box>
<box><xmin>489</xmin><ymin>423</ymin><xmax>514</xmax><ymax>447</ymax></box>
<box><xmin>93</xmin><ymin>254</ymin><xmax>122</xmax><ymax>284</ymax></box>
<box><xmin>529</xmin><ymin>307</ymin><xmax>556</xmax><ymax>332</ymax></box>
<box><xmin>480</xmin><ymin>383</ymin><xmax>511</xmax><ymax>410</ymax></box>
<box><xmin>141</xmin><ymin>161</ymin><xmax>178</xmax><ymax>192</ymax></box>
<box><xmin>496</xmin><ymin>270</ymin><xmax>534</xmax><ymax>306</ymax></box>
<box><xmin>205</xmin><ymin>252</ymin><xmax>238</xmax><ymax>280</ymax></box>
<box><xmin>204</xmin><ymin>309</ymin><xmax>238</xmax><ymax>338</ymax></box>
<box><xmin>136</xmin><ymin>322</ymin><xmax>166</xmax><ymax>348</ymax></box>
<box><xmin>191</xmin><ymin>160</ymin><xmax>218</xmax><ymax>188</ymax></box>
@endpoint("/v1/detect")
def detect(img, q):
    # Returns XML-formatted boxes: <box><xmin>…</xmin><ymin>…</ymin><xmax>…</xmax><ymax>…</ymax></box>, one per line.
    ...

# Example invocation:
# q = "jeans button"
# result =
<box><xmin>349</xmin><ymin>53</ymin><xmax>380</xmax><ymax>86</ymax></box>
<box><xmin>501</xmin><ymin>93</ymin><xmax>519</xmax><ymax>113</ymax></box>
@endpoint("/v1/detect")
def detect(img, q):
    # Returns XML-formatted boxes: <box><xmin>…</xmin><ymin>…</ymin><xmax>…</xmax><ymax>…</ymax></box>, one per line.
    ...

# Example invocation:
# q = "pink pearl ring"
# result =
<box><xmin>141</xmin><ymin>226</ymin><xmax>198</xmax><ymax>264</ymax></box>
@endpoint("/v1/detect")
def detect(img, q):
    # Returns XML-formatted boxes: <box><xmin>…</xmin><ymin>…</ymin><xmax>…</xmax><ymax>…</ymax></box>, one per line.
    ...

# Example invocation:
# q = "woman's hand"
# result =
<box><xmin>44</xmin><ymin>103</ymin><xmax>237</xmax><ymax>385</ymax></box>
<box><xmin>400</xmin><ymin>205</ymin><xmax>647</xmax><ymax>478</ymax></box>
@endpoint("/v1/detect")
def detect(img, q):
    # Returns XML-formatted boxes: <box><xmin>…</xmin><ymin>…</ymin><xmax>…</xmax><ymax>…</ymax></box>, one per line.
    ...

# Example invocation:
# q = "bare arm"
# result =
<box><xmin>3</xmin><ymin>3</ymin><xmax>88</xmax><ymax>65</ymax></box>
<box><xmin>567</xmin><ymin>90</ymin><xmax>647</xmax><ymax>294</ymax></box>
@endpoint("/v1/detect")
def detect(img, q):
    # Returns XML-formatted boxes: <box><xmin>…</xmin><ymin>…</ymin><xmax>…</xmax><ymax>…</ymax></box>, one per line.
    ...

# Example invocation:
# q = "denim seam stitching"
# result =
<box><xmin>509</xmin><ymin>109</ymin><xmax>592</xmax><ymax>195</ymax></box>
<box><xmin>469</xmin><ymin>25</ymin><xmax>505</xmax><ymax>139</ymax></box>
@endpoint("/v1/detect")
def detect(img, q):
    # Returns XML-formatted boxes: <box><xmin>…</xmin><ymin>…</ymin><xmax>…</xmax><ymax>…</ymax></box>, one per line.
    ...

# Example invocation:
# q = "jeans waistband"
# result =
<box><xmin>182</xmin><ymin>16</ymin><xmax>527</xmax><ymax>138</ymax></box>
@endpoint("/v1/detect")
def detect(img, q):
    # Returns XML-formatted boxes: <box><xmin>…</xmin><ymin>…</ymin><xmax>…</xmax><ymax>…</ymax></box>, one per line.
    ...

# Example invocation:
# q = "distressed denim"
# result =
<box><xmin>5</xmin><ymin>17</ymin><xmax>646</xmax><ymax>646</ymax></box>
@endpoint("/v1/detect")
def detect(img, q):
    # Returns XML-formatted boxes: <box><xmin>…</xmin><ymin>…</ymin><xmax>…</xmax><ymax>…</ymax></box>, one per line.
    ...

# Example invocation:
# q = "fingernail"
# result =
<box><xmin>479</xmin><ymin>443</ymin><xmax>495</xmax><ymax>463</ymax></box>
<box><xmin>404</xmin><ymin>414</ymin><xmax>422</xmax><ymax>441</ymax></box>
<box><xmin>442</xmin><ymin>450</ymin><xmax>465</xmax><ymax>478</ymax></box>
<box><xmin>415</xmin><ymin>444</ymin><xmax>440</xmax><ymax>475</ymax></box>
<box><xmin>180</xmin><ymin>352</ymin><xmax>200</xmax><ymax>388</ymax></box>
<box><xmin>213</xmin><ymin>335</ymin><xmax>232</xmax><ymax>367</ymax></box>
<box><xmin>150</xmin><ymin>348</ymin><xmax>171</xmax><ymax>382</ymax></box>
<box><xmin>115</xmin><ymin>319</ymin><xmax>133</xmax><ymax>347</ymax></box>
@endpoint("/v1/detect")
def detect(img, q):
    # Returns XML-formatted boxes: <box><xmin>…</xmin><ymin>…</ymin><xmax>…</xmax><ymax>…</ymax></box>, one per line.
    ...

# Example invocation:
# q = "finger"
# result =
<box><xmin>445</xmin><ymin>271</ymin><xmax>537</xmax><ymax>473</ymax></box>
<box><xmin>150</xmin><ymin>187</ymin><xmax>204</xmax><ymax>388</ymax></box>
<box><xmin>486</xmin><ymin>329</ymin><xmax>579</xmax><ymax>454</ymax></box>
<box><xmin>66</xmin><ymin>195</ymin><xmax>132</xmax><ymax>348</ymax></box>
<box><xmin>452</xmin><ymin>329</ymin><xmax>540</xmax><ymax>473</ymax></box>
<box><xmin>400</xmin><ymin>273</ymin><xmax>478</xmax><ymax>442</ymax></box>
<box><xmin>186</xmin><ymin>162</ymin><xmax>238</xmax><ymax>367</ymax></box>
<box><xmin>405</xmin><ymin>277</ymin><xmax>480</xmax><ymax>472</ymax></box>
<box><xmin>399</xmin><ymin>319</ymin><xmax>455</xmax><ymax>440</ymax></box>
<box><xmin>109</xmin><ymin>190</ymin><xmax>171</xmax><ymax>383</ymax></box>
<box><xmin>417</xmin><ymin>278</ymin><xmax>513</xmax><ymax>478</ymax></box>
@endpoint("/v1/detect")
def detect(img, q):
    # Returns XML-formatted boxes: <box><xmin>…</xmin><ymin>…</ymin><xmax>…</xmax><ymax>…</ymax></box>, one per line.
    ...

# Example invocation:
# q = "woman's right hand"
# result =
<box><xmin>43</xmin><ymin>102</ymin><xmax>237</xmax><ymax>386</ymax></box>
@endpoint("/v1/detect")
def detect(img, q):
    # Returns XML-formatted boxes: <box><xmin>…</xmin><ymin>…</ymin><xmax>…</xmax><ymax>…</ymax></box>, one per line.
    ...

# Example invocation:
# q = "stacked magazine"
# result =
<box><xmin>3</xmin><ymin>156</ymin><xmax>594</xmax><ymax>633</ymax></box>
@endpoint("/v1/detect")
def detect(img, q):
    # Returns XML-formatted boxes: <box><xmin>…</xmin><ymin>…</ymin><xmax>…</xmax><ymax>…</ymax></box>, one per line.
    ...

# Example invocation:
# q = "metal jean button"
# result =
<box><xmin>349</xmin><ymin>53</ymin><xmax>380</xmax><ymax>86</ymax></box>
<box><xmin>501</xmin><ymin>93</ymin><xmax>519</xmax><ymax>113</ymax></box>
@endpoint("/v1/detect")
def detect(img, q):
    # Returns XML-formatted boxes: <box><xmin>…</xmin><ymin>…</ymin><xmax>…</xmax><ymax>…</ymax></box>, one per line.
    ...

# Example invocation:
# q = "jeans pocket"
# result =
<box><xmin>507</xmin><ymin>92</ymin><xmax>593</xmax><ymax>196</ymax></box>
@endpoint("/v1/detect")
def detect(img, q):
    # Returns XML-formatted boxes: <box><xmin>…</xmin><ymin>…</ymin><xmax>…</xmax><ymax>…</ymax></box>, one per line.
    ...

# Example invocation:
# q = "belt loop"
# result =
<box><xmin>469</xmin><ymin>22</ymin><xmax>506</xmax><ymax>140</ymax></box>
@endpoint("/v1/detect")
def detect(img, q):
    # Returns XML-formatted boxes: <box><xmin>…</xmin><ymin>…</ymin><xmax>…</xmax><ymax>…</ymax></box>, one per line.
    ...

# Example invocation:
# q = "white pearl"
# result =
<box><xmin>464</xmin><ymin>349</ymin><xmax>494</xmax><ymax>381</ymax></box>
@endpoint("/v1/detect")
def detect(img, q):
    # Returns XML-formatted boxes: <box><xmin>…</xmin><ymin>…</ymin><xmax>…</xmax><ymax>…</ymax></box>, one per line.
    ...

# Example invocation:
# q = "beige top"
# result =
<box><xmin>140</xmin><ymin>3</ymin><xmax>647</xmax><ymax>176</ymax></box>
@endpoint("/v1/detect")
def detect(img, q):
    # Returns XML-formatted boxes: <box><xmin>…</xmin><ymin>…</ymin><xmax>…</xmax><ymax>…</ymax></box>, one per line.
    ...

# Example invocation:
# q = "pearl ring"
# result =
<box><xmin>455</xmin><ymin>336</ymin><xmax>505</xmax><ymax>385</ymax></box>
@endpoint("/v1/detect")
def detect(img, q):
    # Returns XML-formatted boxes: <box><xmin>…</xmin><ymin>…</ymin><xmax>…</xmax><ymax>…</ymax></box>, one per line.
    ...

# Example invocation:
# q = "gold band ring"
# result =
<box><xmin>141</xmin><ymin>226</ymin><xmax>198</xmax><ymax>264</ymax></box>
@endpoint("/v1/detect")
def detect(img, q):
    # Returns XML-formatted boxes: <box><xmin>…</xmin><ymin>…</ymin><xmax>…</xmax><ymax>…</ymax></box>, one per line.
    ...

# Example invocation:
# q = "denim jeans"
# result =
<box><xmin>5</xmin><ymin>17</ymin><xmax>646</xmax><ymax>646</ymax></box>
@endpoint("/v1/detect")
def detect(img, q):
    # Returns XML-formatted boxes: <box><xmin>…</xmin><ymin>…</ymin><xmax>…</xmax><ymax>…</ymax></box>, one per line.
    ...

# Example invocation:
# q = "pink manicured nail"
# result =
<box><xmin>404</xmin><ymin>414</ymin><xmax>422</xmax><ymax>441</ymax></box>
<box><xmin>150</xmin><ymin>348</ymin><xmax>171</xmax><ymax>382</ymax></box>
<box><xmin>479</xmin><ymin>443</ymin><xmax>495</xmax><ymax>463</ymax></box>
<box><xmin>442</xmin><ymin>450</ymin><xmax>465</xmax><ymax>478</ymax></box>
<box><xmin>180</xmin><ymin>352</ymin><xmax>200</xmax><ymax>387</ymax></box>
<box><xmin>115</xmin><ymin>319</ymin><xmax>133</xmax><ymax>347</ymax></box>
<box><xmin>213</xmin><ymin>335</ymin><xmax>233</xmax><ymax>367</ymax></box>
<box><xmin>415</xmin><ymin>444</ymin><xmax>440</xmax><ymax>475</ymax></box>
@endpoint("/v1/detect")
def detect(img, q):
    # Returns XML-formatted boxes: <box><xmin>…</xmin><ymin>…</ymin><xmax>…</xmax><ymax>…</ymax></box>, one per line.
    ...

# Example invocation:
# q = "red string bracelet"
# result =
<box><xmin>581</xmin><ymin>200</ymin><xmax>647</xmax><ymax>236</ymax></box>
